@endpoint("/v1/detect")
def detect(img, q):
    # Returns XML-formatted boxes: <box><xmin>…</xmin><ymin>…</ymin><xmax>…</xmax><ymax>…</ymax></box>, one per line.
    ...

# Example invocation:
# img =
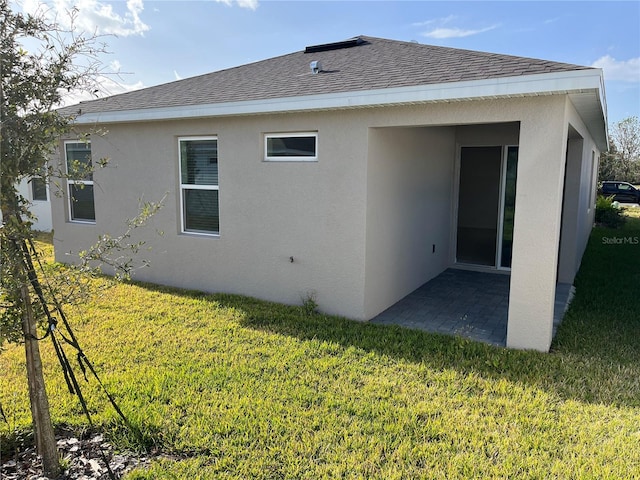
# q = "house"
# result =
<box><xmin>19</xmin><ymin>176</ymin><xmax>52</xmax><ymax>232</ymax></box>
<box><xmin>51</xmin><ymin>36</ymin><xmax>607</xmax><ymax>352</ymax></box>
<box><xmin>0</xmin><ymin>176</ymin><xmax>52</xmax><ymax>232</ymax></box>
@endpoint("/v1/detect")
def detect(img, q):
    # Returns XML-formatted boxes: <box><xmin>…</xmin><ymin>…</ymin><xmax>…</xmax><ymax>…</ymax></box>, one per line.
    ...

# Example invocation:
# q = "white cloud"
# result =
<box><xmin>215</xmin><ymin>0</ymin><xmax>258</xmax><ymax>10</ymax></box>
<box><xmin>20</xmin><ymin>0</ymin><xmax>150</xmax><ymax>36</ymax></box>
<box><xmin>412</xmin><ymin>15</ymin><xmax>456</xmax><ymax>28</ymax></box>
<box><xmin>423</xmin><ymin>25</ymin><xmax>498</xmax><ymax>39</ymax></box>
<box><xmin>415</xmin><ymin>15</ymin><xmax>499</xmax><ymax>40</ymax></box>
<box><xmin>17</xmin><ymin>0</ymin><xmax>43</xmax><ymax>14</ymax></box>
<box><xmin>591</xmin><ymin>55</ymin><xmax>640</xmax><ymax>82</ymax></box>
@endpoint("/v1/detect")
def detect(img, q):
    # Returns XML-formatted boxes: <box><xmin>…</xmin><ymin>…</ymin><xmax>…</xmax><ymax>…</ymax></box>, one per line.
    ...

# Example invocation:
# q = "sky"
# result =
<box><xmin>14</xmin><ymin>0</ymin><xmax>640</xmax><ymax>126</ymax></box>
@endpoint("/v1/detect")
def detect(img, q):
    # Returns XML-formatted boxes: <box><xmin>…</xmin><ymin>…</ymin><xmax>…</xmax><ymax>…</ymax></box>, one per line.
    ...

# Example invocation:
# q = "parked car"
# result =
<box><xmin>599</xmin><ymin>181</ymin><xmax>640</xmax><ymax>204</ymax></box>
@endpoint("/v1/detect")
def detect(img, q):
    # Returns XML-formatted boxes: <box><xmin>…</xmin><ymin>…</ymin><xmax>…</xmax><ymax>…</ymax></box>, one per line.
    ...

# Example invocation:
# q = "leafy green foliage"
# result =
<box><xmin>0</xmin><ymin>4</ymin><xmax>153</xmax><ymax>475</ymax></box>
<box><xmin>0</xmin><ymin>0</ymin><xmax>106</xmax><ymax>346</ymax></box>
<box><xmin>299</xmin><ymin>290</ymin><xmax>318</xmax><ymax>316</ymax></box>
<box><xmin>599</xmin><ymin>116</ymin><xmax>640</xmax><ymax>184</ymax></box>
<box><xmin>595</xmin><ymin>195</ymin><xmax>626</xmax><ymax>228</ymax></box>
<box><xmin>77</xmin><ymin>196</ymin><xmax>166</xmax><ymax>281</ymax></box>
<box><xmin>2</xmin><ymin>216</ymin><xmax>640</xmax><ymax>478</ymax></box>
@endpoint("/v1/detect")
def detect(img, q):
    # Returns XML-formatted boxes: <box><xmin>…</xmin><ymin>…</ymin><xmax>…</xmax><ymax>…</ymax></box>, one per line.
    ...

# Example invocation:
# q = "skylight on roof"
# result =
<box><xmin>304</xmin><ymin>37</ymin><xmax>365</xmax><ymax>53</ymax></box>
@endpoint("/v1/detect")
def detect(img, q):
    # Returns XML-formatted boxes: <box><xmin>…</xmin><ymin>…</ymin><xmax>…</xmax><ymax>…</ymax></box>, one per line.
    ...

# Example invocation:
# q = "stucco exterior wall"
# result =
<box><xmin>53</xmin><ymin>111</ymin><xmax>370</xmax><ymax>319</ymax></box>
<box><xmin>558</xmin><ymin>134</ymin><xmax>585</xmax><ymax>284</ymax></box>
<box><xmin>557</xmin><ymin>99</ymin><xmax>601</xmax><ymax>285</ymax></box>
<box><xmin>364</xmin><ymin>126</ymin><xmax>455</xmax><ymax>319</ymax></box>
<box><xmin>567</xmin><ymin>100</ymin><xmax>600</xmax><ymax>270</ymax></box>
<box><xmin>51</xmin><ymin>95</ymin><xmax>602</xmax><ymax>350</ymax></box>
<box><xmin>507</xmin><ymin>95</ymin><xmax>571</xmax><ymax>350</ymax></box>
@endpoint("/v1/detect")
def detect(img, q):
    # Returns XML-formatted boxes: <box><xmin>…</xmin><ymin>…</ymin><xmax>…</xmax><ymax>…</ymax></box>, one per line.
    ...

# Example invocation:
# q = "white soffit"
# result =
<box><xmin>73</xmin><ymin>69</ymin><xmax>606</xmax><ymax>146</ymax></box>
<box><xmin>569</xmin><ymin>89</ymin><xmax>608</xmax><ymax>150</ymax></box>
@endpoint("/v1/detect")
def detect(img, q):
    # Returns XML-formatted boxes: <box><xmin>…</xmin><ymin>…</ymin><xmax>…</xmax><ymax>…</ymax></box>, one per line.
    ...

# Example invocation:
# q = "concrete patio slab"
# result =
<box><xmin>371</xmin><ymin>268</ymin><xmax>573</xmax><ymax>347</ymax></box>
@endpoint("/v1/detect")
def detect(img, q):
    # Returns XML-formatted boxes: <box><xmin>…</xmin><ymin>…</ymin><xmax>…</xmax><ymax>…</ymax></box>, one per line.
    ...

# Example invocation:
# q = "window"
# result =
<box><xmin>602</xmin><ymin>182</ymin><xmax>615</xmax><ymax>193</ymax></box>
<box><xmin>31</xmin><ymin>167</ymin><xmax>47</xmax><ymax>201</ymax></box>
<box><xmin>65</xmin><ymin>141</ymin><xmax>95</xmax><ymax>222</ymax></box>
<box><xmin>264</xmin><ymin>132</ymin><xmax>317</xmax><ymax>161</ymax></box>
<box><xmin>179</xmin><ymin>137</ymin><xmax>219</xmax><ymax>235</ymax></box>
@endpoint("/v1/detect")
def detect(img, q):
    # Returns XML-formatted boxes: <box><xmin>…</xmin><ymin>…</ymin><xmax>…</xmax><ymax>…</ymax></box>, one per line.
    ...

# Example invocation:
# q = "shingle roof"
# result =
<box><xmin>64</xmin><ymin>35</ymin><xmax>594</xmax><ymax>116</ymax></box>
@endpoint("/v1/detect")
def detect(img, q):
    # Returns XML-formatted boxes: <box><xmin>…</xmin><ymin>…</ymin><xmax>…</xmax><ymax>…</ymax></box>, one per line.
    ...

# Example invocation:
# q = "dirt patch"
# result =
<box><xmin>1</xmin><ymin>427</ymin><xmax>170</xmax><ymax>479</ymax></box>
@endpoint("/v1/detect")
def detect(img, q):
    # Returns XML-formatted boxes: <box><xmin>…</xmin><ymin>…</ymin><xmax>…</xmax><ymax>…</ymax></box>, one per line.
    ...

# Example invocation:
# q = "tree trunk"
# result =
<box><xmin>21</xmin><ymin>283</ymin><xmax>60</xmax><ymax>478</ymax></box>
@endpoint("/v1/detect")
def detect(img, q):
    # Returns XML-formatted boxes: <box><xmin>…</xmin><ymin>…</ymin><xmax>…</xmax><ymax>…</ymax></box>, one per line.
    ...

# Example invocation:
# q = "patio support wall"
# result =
<box><xmin>364</xmin><ymin>126</ymin><xmax>455</xmax><ymax>319</ymax></box>
<box><xmin>507</xmin><ymin>96</ymin><xmax>569</xmax><ymax>351</ymax></box>
<box><xmin>565</xmin><ymin>102</ymin><xmax>601</xmax><ymax>272</ymax></box>
<box><xmin>557</xmin><ymin>133</ymin><xmax>585</xmax><ymax>284</ymax></box>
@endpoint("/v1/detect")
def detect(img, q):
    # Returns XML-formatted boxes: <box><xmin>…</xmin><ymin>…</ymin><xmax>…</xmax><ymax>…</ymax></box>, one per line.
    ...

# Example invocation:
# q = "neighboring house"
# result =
<box><xmin>8</xmin><ymin>175</ymin><xmax>53</xmax><ymax>232</ymax></box>
<box><xmin>51</xmin><ymin>36</ymin><xmax>607</xmax><ymax>352</ymax></box>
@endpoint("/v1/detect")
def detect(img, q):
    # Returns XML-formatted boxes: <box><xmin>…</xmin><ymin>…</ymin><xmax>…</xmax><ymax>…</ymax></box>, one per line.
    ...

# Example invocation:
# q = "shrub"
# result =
<box><xmin>595</xmin><ymin>195</ymin><xmax>626</xmax><ymax>228</ymax></box>
<box><xmin>300</xmin><ymin>290</ymin><xmax>318</xmax><ymax>316</ymax></box>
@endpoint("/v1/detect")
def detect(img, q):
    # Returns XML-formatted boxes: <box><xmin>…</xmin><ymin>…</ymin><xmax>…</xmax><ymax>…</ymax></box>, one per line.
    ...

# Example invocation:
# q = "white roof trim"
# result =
<box><xmin>73</xmin><ymin>69</ymin><xmax>606</xmax><ymax>127</ymax></box>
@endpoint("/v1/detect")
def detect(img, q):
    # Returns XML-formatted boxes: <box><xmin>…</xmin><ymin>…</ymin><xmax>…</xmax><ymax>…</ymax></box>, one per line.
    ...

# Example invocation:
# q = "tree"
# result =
<box><xmin>599</xmin><ymin>116</ymin><xmax>640</xmax><ymax>184</ymax></box>
<box><xmin>1</xmin><ymin>2</ymin><xmax>107</xmax><ymax>476</ymax></box>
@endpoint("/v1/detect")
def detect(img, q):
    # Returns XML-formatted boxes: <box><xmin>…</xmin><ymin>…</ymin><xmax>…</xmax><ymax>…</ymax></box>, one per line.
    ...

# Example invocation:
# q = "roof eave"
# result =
<box><xmin>72</xmin><ymin>69</ymin><xmax>607</xmax><ymax>150</ymax></box>
<box><xmin>569</xmin><ymin>68</ymin><xmax>608</xmax><ymax>151</ymax></box>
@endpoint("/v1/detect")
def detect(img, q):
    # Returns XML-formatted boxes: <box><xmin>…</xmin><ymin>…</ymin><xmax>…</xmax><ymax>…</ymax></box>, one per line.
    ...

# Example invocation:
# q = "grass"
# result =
<box><xmin>1</xmin><ymin>214</ymin><xmax>640</xmax><ymax>479</ymax></box>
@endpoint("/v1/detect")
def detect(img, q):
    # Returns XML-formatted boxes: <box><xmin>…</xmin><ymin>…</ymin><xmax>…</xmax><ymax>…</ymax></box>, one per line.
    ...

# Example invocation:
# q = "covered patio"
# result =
<box><xmin>371</xmin><ymin>269</ymin><xmax>574</xmax><ymax>347</ymax></box>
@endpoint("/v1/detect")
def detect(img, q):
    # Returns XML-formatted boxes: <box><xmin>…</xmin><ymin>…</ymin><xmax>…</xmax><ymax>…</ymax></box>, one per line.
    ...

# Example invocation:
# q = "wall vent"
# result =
<box><xmin>310</xmin><ymin>61</ymin><xmax>322</xmax><ymax>74</ymax></box>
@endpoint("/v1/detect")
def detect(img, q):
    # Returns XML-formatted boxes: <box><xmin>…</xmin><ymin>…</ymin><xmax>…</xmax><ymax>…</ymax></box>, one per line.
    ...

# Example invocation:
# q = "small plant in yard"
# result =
<box><xmin>595</xmin><ymin>195</ymin><xmax>626</xmax><ymax>228</ymax></box>
<box><xmin>300</xmin><ymin>290</ymin><xmax>318</xmax><ymax>316</ymax></box>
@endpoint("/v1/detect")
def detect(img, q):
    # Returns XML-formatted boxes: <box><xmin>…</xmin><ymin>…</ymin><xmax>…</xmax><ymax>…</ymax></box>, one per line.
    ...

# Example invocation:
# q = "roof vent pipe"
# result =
<box><xmin>310</xmin><ymin>60</ymin><xmax>322</xmax><ymax>74</ymax></box>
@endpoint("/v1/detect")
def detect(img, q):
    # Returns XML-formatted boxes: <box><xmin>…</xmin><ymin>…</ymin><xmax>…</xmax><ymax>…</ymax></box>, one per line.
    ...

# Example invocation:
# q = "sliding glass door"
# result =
<box><xmin>499</xmin><ymin>147</ymin><xmax>518</xmax><ymax>269</ymax></box>
<box><xmin>456</xmin><ymin>146</ymin><xmax>518</xmax><ymax>269</ymax></box>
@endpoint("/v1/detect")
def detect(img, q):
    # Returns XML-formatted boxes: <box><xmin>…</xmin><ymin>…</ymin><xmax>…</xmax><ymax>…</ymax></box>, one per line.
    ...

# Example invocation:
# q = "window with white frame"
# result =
<box><xmin>264</xmin><ymin>132</ymin><xmax>317</xmax><ymax>161</ymax></box>
<box><xmin>179</xmin><ymin>137</ymin><xmax>219</xmax><ymax>234</ymax></box>
<box><xmin>65</xmin><ymin>141</ymin><xmax>95</xmax><ymax>222</ymax></box>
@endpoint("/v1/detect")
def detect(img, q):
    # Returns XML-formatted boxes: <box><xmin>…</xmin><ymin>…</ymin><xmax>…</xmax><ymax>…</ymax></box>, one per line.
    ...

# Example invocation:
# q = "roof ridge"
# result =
<box><xmin>358</xmin><ymin>34</ymin><xmax>590</xmax><ymax>70</ymax></box>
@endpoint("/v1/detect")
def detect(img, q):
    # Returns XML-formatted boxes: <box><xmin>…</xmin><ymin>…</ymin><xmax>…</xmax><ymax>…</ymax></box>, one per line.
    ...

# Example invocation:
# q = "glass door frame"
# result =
<box><xmin>454</xmin><ymin>144</ymin><xmax>518</xmax><ymax>270</ymax></box>
<box><xmin>496</xmin><ymin>145</ymin><xmax>518</xmax><ymax>271</ymax></box>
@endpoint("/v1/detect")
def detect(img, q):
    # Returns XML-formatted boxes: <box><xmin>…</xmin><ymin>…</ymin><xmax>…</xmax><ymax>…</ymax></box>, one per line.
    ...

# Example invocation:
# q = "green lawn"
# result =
<box><xmin>2</xmin><ymin>214</ymin><xmax>640</xmax><ymax>479</ymax></box>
